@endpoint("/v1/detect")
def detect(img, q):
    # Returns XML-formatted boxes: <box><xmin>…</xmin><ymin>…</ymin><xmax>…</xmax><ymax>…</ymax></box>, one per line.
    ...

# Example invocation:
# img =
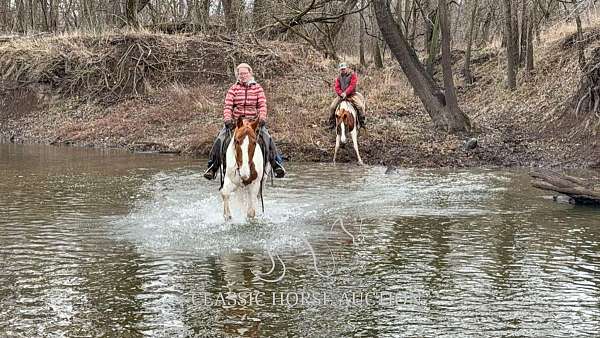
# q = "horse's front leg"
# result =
<box><xmin>246</xmin><ymin>182</ymin><xmax>260</xmax><ymax>219</ymax></box>
<box><xmin>333</xmin><ymin>134</ymin><xmax>340</xmax><ymax>164</ymax></box>
<box><xmin>221</xmin><ymin>180</ymin><xmax>234</xmax><ymax>221</ymax></box>
<box><xmin>351</xmin><ymin>129</ymin><xmax>363</xmax><ymax>165</ymax></box>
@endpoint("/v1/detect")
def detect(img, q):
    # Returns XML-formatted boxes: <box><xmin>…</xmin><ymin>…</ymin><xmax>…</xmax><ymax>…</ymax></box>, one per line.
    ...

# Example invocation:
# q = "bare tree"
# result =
<box><xmin>572</xmin><ymin>0</ymin><xmax>585</xmax><ymax>69</ymax></box>
<box><xmin>439</xmin><ymin>0</ymin><xmax>470</xmax><ymax>130</ymax></box>
<box><xmin>525</xmin><ymin>6</ymin><xmax>534</xmax><ymax>73</ymax></box>
<box><xmin>359</xmin><ymin>0</ymin><xmax>367</xmax><ymax>67</ymax></box>
<box><xmin>371</xmin><ymin>2</ymin><xmax>384</xmax><ymax>68</ymax></box>
<box><xmin>373</xmin><ymin>0</ymin><xmax>471</xmax><ymax>132</ymax></box>
<box><xmin>503</xmin><ymin>0</ymin><xmax>517</xmax><ymax>89</ymax></box>
<box><xmin>253</xmin><ymin>0</ymin><xmax>269</xmax><ymax>29</ymax></box>
<box><xmin>463</xmin><ymin>0</ymin><xmax>478</xmax><ymax>84</ymax></box>
<box><xmin>125</xmin><ymin>0</ymin><xmax>151</xmax><ymax>28</ymax></box>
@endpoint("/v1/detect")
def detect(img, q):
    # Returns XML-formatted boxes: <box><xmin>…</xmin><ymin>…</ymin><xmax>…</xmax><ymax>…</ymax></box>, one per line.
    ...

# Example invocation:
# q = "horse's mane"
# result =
<box><xmin>337</xmin><ymin>100</ymin><xmax>356</xmax><ymax>115</ymax></box>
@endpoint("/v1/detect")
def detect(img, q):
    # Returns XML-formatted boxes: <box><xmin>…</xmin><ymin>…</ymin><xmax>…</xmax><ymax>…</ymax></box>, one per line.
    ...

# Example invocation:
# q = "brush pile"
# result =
<box><xmin>0</xmin><ymin>32</ymin><xmax>319</xmax><ymax>102</ymax></box>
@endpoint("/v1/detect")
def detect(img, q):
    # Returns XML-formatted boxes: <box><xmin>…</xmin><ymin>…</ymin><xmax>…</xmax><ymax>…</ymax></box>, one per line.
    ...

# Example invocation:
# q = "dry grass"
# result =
<box><xmin>1</xmin><ymin>28</ymin><xmax>599</xmax><ymax>167</ymax></box>
<box><xmin>541</xmin><ymin>8</ymin><xmax>600</xmax><ymax>44</ymax></box>
<box><xmin>0</xmin><ymin>31</ymin><xmax>322</xmax><ymax>102</ymax></box>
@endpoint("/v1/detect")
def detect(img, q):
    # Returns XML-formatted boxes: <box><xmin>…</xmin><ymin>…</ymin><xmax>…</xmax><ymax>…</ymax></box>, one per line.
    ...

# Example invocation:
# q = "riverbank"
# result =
<box><xmin>0</xmin><ymin>29</ymin><xmax>598</xmax><ymax>168</ymax></box>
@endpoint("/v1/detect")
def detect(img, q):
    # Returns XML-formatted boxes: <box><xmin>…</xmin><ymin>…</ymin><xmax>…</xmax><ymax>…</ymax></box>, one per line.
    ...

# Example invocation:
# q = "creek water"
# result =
<box><xmin>1</xmin><ymin>143</ymin><xmax>599</xmax><ymax>337</ymax></box>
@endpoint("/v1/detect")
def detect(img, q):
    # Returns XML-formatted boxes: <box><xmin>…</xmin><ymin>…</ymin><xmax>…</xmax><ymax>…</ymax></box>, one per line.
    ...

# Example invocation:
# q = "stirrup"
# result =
<box><xmin>203</xmin><ymin>165</ymin><xmax>217</xmax><ymax>180</ymax></box>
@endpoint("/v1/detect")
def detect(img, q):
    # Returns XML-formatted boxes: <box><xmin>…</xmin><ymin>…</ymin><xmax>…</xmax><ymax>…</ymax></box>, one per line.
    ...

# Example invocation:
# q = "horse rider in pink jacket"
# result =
<box><xmin>203</xmin><ymin>63</ymin><xmax>285</xmax><ymax>180</ymax></box>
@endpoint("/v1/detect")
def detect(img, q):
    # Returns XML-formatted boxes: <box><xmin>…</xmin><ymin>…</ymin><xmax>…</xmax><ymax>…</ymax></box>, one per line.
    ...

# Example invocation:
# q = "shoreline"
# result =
<box><xmin>2</xmin><ymin>136</ymin><xmax>597</xmax><ymax>171</ymax></box>
<box><xmin>0</xmin><ymin>32</ymin><xmax>598</xmax><ymax>170</ymax></box>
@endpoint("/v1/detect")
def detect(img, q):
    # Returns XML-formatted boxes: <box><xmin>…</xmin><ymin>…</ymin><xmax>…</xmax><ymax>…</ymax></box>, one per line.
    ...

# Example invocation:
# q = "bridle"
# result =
<box><xmin>234</xmin><ymin>121</ymin><xmax>258</xmax><ymax>186</ymax></box>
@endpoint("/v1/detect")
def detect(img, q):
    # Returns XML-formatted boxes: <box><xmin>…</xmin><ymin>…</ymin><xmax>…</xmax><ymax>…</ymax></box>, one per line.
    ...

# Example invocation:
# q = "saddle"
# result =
<box><xmin>342</xmin><ymin>98</ymin><xmax>360</xmax><ymax>115</ymax></box>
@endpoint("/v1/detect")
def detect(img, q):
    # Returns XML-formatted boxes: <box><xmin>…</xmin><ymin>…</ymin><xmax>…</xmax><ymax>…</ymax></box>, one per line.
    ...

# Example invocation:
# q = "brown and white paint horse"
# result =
<box><xmin>333</xmin><ymin>100</ymin><xmax>363</xmax><ymax>165</ymax></box>
<box><xmin>221</xmin><ymin>117</ymin><xmax>264</xmax><ymax>220</ymax></box>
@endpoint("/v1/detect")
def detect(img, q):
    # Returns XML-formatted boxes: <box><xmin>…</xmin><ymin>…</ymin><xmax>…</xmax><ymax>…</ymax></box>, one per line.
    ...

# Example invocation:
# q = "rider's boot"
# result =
<box><xmin>203</xmin><ymin>162</ymin><xmax>218</xmax><ymax>180</ymax></box>
<box><xmin>327</xmin><ymin>111</ymin><xmax>336</xmax><ymax>130</ymax></box>
<box><xmin>271</xmin><ymin>154</ymin><xmax>286</xmax><ymax>178</ymax></box>
<box><xmin>204</xmin><ymin>137</ymin><xmax>222</xmax><ymax>180</ymax></box>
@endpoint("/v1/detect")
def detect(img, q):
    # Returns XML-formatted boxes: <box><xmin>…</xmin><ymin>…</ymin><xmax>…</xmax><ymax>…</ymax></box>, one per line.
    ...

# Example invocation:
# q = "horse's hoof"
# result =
<box><xmin>358</xmin><ymin>161</ymin><xmax>364</xmax><ymax>166</ymax></box>
<box><xmin>224</xmin><ymin>215</ymin><xmax>232</xmax><ymax>221</ymax></box>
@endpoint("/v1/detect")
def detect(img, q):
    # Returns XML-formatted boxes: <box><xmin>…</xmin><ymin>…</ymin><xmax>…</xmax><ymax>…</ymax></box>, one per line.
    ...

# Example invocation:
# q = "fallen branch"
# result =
<box><xmin>531</xmin><ymin>169</ymin><xmax>600</xmax><ymax>206</ymax></box>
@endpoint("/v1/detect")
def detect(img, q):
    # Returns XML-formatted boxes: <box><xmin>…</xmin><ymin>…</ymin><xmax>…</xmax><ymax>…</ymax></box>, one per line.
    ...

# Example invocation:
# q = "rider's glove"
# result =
<box><xmin>258</xmin><ymin>119</ymin><xmax>267</xmax><ymax>128</ymax></box>
<box><xmin>225</xmin><ymin>119</ymin><xmax>234</xmax><ymax>130</ymax></box>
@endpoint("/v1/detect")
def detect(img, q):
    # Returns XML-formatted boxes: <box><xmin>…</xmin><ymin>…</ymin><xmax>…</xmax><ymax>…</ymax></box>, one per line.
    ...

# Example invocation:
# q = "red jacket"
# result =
<box><xmin>223</xmin><ymin>80</ymin><xmax>267</xmax><ymax>122</ymax></box>
<box><xmin>334</xmin><ymin>72</ymin><xmax>358</xmax><ymax>96</ymax></box>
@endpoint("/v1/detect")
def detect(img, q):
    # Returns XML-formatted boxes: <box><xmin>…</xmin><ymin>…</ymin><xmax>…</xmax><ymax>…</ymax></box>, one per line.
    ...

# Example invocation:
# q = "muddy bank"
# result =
<box><xmin>0</xmin><ymin>32</ymin><xmax>598</xmax><ymax>169</ymax></box>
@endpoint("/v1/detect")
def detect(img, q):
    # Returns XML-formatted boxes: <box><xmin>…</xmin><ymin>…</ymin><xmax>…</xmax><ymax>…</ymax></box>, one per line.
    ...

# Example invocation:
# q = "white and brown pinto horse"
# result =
<box><xmin>221</xmin><ymin>117</ymin><xmax>264</xmax><ymax>220</ymax></box>
<box><xmin>333</xmin><ymin>100</ymin><xmax>363</xmax><ymax>165</ymax></box>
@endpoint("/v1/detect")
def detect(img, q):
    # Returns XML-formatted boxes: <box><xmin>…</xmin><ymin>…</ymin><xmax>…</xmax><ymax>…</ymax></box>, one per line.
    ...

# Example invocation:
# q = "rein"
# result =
<box><xmin>218</xmin><ymin>128</ymin><xmax>232</xmax><ymax>191</ymax></box>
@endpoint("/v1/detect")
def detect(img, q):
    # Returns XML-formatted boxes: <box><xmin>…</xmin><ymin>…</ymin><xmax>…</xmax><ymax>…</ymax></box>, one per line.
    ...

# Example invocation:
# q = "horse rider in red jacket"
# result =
<box><xmin>328</xmin><ymin>62</ymin><xmax>366</xmax><ymax>129</ymax></box>
<box><xmin>203</xmin><ymin>63</ymin><xmax>285</xmax><ymax>180</ymax></box>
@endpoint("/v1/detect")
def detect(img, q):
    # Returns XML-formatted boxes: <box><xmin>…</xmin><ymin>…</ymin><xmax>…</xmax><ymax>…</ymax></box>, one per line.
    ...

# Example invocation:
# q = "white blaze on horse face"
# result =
<box><xmin>239</xmin><ymin>135</ymin><xmax>251</xmax><ymax>180</ymax></box>
<box><xmin>340</xmin><ymin>121</ymin><xmax>347</xmax><ymax>144</ymax></box>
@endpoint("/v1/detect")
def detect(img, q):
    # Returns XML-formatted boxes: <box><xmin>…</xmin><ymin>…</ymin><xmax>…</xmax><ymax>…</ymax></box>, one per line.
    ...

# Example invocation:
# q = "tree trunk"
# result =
<box><xmin>124</xmin><ymin>0</ymin><xmax>151</xmax><ymax>28</ymax></box>
<box><xmin>194</xmin><ymin>0</ymin><xmax>210</xmax><ymax>31</ymax></box>
<box><xmin>179</xmin><ymin>0</ymin><xmax>188</xmax><ymax>19</ymax></box>
<box><xmin>525</xmin><ymin>7</ymin><xmax>534</xmax><ymax>72</ymax></box>
<box><xmin>373</xmin><ymin>0</ymin><xmax>471</xmax><ymax>133</ymax></box>
<box><xmin>405</xmin><ymin>0</ymin><xmax>412</xmax><ymax>34</ymax></box>
<box><xmin>70</xmin><ymin>0</ymin><xmax>79</xmax><ymax>28</ymax></box>
<box><xmin>518</xmin><ymin>0</ymin><xmax>528</xmax><ymax>65</ymax></box>
<box><xmin>0</xmin><ymin>0</ymin><xmax>6</xmax><ymax>30</ymax></box>
<box><xmin>424</xmin><ymin>12</ymin><xmax>433</xmax><ymax>56</ymax></box>
<box><xmin>359</xmin><ymin>0</ymin><xmax>367</xmax><ymax>67</ymax></box>
<box><xmin>463</xmin><ymin>0</ymin><xmax>478</xmax><ymax>84</ymax></box>
<box><xmin>438</xmin><ymin>0</ymin><xmax>470</xmax><ymax>130</ymax></box>
<box><xmin>426</xmin><ymin>10</ymin><xmax>440</xmax><ymax>76</ymax></box>
<box><xmin>29</xmin><ymin>0</ymin><xmax>36</xmax><ymax>31</ymax></box>
<box><xmin>423</xmin><ymin>0</ymin><xmax>432</xmax><ymax>53</ymax></box>
<box><xmin>108</xmin><ymin>0</ymin><xmax>120</xmax><ymax>26</ymax></box>
<box><xmin>374</xmin><ymin>36</ymin><xmax>384</xmax><ymax>68</ymax></box>
<box><xmin>371</xmin><ymin>2</ymin><xmax>384</xmax><ymax>68</ymax></box>
<box><xmin>503</xmin><ymin>0</ymin><xmax>517</xmax><ymax>90</ymax></box>
<box><xmin>573</xmin><ymin>0</ymin><xmax>585</xmax><ymax>69</ymax></box>
<box><xmin>222</xmin><ymin>0</ymin><xmax>237</xmax><ymax>32</ymax></box>
<box><xmin>408</xmin><ymin>2</ymin><xmax>417</xmax><ymax>47</ymax></box>
<box><xmin>126</xmin><ymin>0</ymin><xmax>139</xmax><ymax>27</ymax></box>
<box><xmin>479</xmin><ymin>9</ymin><xmax>492</xmax><ymax>47</ymax></box>
<box><xmin>15</xmin><ymin>0</ymin><xmax>26</xmax><ymax>32</ymax></box>
<box><xmin>396</xmin><ymin>0</ymin><xmax>403</xmax><ymax>33</ymax></box>
<box><xmin>46</xmin><ymin>0</ymin><xmax>52</xmax><ymax>30</ymax></box>
<box><xmin>253</xmin><ymin>0</ymin><xmax>268</xmax><ymax>29</ymax></box>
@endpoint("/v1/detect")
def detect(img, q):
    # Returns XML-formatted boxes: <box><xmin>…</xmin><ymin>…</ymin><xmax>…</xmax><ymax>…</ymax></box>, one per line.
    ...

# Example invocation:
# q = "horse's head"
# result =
<box><xmin>234</xmin><ymin>117</ymin><xmax>259</xmax><ymax>185</ymax></box>
<box><xmin>335</xmin><ymin>101</ymin><xmax>355</xmax><ymax>143</ymax></box>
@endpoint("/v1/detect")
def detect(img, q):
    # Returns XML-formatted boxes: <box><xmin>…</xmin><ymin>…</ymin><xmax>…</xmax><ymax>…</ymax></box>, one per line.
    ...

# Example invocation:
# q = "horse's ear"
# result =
<box><xmin>236</xmin><ymin>117</ymin><xmax>244</xmax><ymax>129</ymax></box>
